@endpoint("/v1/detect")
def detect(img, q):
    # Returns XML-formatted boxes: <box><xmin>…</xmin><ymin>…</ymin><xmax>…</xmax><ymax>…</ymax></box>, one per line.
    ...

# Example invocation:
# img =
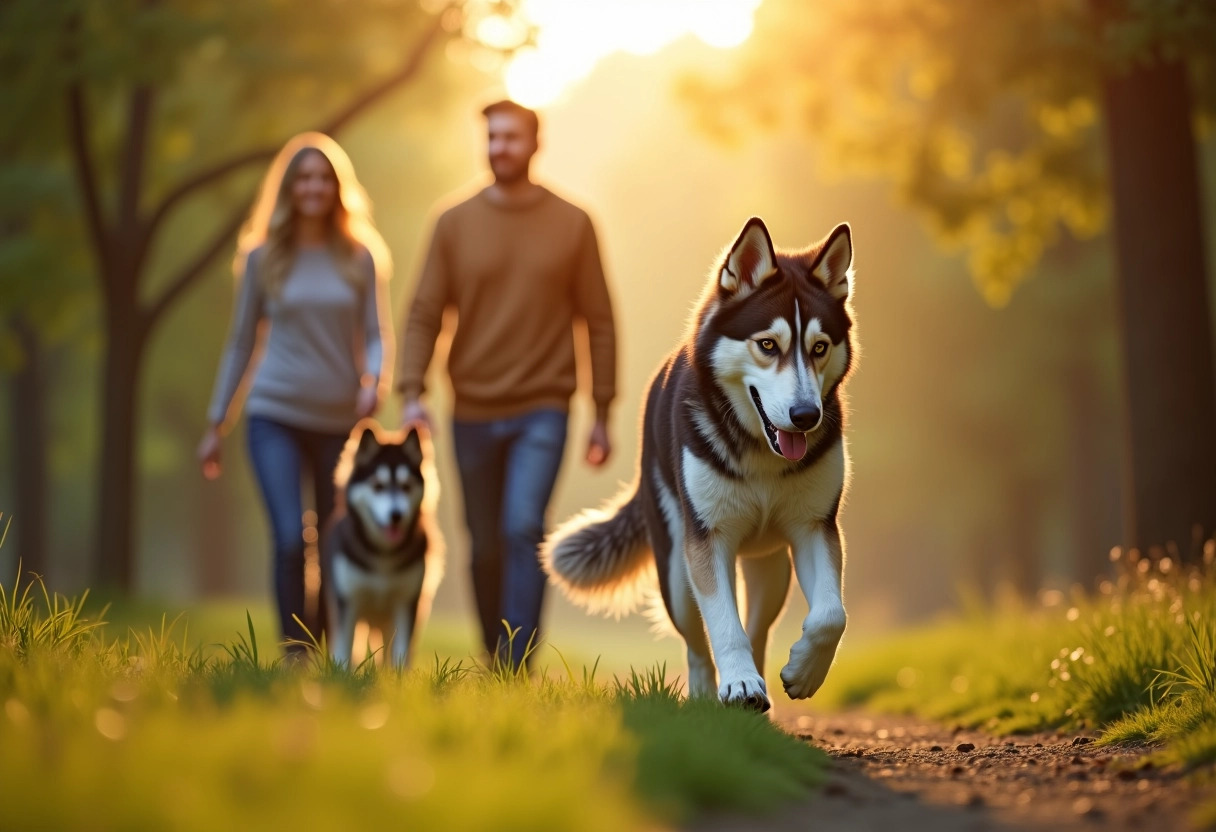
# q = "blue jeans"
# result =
<box><xmin>246</xmin><ymin>416</ymin><xmax>348</xmax><ymax>651</ymax></box>
<box><xmin>452</xmin><ymin>408</ymin><xmax>568</xmax><ymax>667</ymax></box>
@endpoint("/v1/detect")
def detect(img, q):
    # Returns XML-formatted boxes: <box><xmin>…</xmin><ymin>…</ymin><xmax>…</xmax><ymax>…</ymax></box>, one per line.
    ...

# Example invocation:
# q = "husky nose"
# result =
<box><xmin>789</xmin><ymin>404</ymin><xmax>821</xmax><ymax>431</ymax></box>
<box><xmin>389</xmin><ymin>510</ymin><xmax>403</xmax><ymax>526</ymax></box>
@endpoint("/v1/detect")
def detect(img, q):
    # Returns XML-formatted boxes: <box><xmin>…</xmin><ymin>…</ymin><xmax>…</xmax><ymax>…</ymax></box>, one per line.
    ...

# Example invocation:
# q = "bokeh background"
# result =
<box><xmin>3</xmin><ymin>0</ymin><xmax>1215</xmax><ymax>661</ymax></box>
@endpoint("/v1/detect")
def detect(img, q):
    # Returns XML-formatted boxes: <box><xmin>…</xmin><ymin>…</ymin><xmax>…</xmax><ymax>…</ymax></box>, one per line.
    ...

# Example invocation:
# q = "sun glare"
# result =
<box><xmin>500</xmin><ymin>0</ymin><xmax>763</xmax><ymax>108</ymax></box>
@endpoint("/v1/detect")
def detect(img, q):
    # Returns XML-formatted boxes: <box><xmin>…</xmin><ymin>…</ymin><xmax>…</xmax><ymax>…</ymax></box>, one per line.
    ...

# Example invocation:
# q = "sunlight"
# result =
<box><xmin>502</xmin><ymin>0</ymin><xmax>763</xmax><ymax>108</ymax></box>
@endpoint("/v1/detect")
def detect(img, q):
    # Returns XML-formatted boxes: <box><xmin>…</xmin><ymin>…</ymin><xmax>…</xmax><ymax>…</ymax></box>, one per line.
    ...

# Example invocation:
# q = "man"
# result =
<box><xmin>397</xmin><ymin>99</ymin><xmax>617</xmax><ymax>668</ymax></box>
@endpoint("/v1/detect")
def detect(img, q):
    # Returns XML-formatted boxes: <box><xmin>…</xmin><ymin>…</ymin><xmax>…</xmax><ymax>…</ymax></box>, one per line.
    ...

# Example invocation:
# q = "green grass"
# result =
<box><xmin>0</xmin><ymin>569</ymin><xmax>825</xmax><ymax>831</ymax></box>
<box><xmin>809</xmin><ymin>546</ymin><xmax>1216</xmax><ymax>825</ymax></box>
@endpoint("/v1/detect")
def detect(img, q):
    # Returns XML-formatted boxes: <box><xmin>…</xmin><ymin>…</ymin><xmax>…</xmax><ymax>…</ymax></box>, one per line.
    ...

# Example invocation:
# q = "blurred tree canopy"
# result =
<box><xmin>683</xmin><ymin>0</ymin><xmax>1215</xmax><ymax>304</ymax></box>
<box><xmin>0</xmin><ymin>0</ymin><xmax>526</xmax><ymax>590</ymax></box>
<box><xmin>685</xmin><ymin>0</ymin><xmax>1216</xmax><ymax>560</ymax></box>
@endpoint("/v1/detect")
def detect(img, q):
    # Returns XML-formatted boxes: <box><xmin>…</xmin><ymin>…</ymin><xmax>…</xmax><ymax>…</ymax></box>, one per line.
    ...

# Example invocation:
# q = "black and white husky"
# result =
<box><xmin>543</xmin><ymin>218</ymin><xmax>856</xmax><ymax>712</ymax></box>
<box><xmin>322</xmin><ymin>420</ymin><xmax>443</xmax><ymax>669</ymax></box>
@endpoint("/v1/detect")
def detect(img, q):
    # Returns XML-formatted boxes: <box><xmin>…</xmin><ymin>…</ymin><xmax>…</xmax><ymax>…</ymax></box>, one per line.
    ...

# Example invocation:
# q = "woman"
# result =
<box><xmin>198</xmin><ymin>132</ymin><xmax>392</xmax><ymax>657</ymax></box>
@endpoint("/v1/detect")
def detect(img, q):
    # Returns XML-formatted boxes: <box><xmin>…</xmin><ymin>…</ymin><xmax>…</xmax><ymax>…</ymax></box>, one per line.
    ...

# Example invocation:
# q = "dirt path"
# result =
<box><xmin>693</xmin><ymin>709</ymin><xmax>1211</xmax><ymax>832</ymax></box>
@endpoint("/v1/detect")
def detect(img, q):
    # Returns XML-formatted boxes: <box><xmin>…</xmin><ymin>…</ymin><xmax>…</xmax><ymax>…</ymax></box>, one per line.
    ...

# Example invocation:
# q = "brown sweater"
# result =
<box><xmin>396</xmin><ymin>186</ymin><xmax>617</xmax><ymax>421</ymax></box>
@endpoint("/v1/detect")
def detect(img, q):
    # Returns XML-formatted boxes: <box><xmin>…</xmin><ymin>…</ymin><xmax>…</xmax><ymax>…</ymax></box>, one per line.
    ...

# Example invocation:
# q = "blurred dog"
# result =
<box><xmin>322</xmin><ymin>419</ymin><xmax>443</xmax><ymax>668</ymax></box>
<box><xmin>543</xmin><ymin>218</ymin><xmax>856</xmax><ymax>712</ymax></box>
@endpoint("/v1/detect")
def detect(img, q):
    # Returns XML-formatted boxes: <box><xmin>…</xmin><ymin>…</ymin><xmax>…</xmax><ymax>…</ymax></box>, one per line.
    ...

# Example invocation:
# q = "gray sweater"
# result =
<box><xmin>207</xmin><ymin>244</ymin><xmax>390</xmax><ymax>434</ymax></box>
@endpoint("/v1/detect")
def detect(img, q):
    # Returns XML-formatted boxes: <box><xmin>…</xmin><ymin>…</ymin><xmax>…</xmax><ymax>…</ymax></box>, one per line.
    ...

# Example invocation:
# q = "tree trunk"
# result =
<box><xmin>8</xmin><ymin>316</ymin><xmax>49</xmax><ymax>580</ymax></box>
<box><xmin>1004</xmin><ymin>478</ymin><xmax>1041</xmax><ymax>598</ymax></box>
<box><xmin>1065</xmin><ymin>361</ymin><xmax>1114</xmax><ymax>583</ymax></box>
<box><xmin>95</xmin><ymin>304</ymin><xmax>145</xmax><ymax>590</ymax></box>
<box><xmin>160</xmin><ymin>394</ymin><xmax>232</xmax><ymax>595</ymax></box>
<box><xmin>196</xmin><ymin>475</ymin><xmax>231</xmax><ymax>595</ymax></box>
<box><xmin>1101</xmin><ymin>58</ymin><xmax>1216</xmax><ymax>560</ymax></box>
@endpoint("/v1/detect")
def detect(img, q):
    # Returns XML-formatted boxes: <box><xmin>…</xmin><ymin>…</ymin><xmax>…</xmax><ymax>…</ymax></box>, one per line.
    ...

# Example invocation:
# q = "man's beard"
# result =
<box><xmin>490</xmin><ymin>157</ymin><xmax>527</xmax><ymax>184</ymax></box>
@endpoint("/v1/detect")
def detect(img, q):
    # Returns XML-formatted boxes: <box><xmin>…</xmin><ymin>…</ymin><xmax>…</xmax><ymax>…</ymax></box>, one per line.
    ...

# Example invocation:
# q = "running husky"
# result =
<box><xmin>322</xmin><ymin>419</ymin><xmax>443</xmax><ymax>668</ymax></box>
<box><xmin>543</xmin><ymin>217</ymin><xmax>855</xmax><ymax>711</ymax></box>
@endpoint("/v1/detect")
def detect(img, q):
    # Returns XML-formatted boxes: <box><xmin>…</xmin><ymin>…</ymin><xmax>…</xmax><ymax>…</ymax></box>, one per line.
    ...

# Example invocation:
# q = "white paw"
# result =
<box><xmin>780</xmin><ymin>638</ymin><xmax>836</xmax><ymax>700</ymax></box>
<box><xmin>718</xmin><ymin>671</ymin><xmax>770</xmax><ymax>712</ymax></box>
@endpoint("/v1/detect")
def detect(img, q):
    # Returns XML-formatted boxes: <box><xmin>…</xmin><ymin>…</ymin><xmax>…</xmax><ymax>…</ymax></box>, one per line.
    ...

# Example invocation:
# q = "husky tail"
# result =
<box><xmin>541</xmin><ymin>481</ymin><xmax>654</xmax><ymax>617</ymax></box>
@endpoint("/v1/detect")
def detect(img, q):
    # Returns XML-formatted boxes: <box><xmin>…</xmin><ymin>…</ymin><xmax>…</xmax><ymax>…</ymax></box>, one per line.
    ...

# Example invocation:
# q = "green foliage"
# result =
<box><xmin>1153</xmin><ymin>614</ymin><xmax>1216</xmax><ymax>701</ymax></box>
<box><xmin>0</xmin><ymin>564</ymin><xmax>105</xmax><ymax>659</ymax></box>
<box><xmin>0</xmin><ymin>573</ymin><xmax>827</xmax><ymax>828</ymax></box>
<box><xmin>684</xmin><ymin>0</ymin><xmax>1216</xmax><ymax>305</ymax></box>
<box><xmin>622</xmin><ymin>694</ymin><xmax>825</xmax><ymax>819</ymax></box>
<box><xmin>613</xmin><ymin>662</ymin><xmax>683</xmax><ymax>704</ymax></box>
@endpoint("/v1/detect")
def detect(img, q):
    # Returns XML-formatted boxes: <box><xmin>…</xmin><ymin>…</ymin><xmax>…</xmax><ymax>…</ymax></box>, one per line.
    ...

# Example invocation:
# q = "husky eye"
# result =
<box><xmin>372</xmin><ymin>482</ymin><xmax>385</xmax><ymax>493</ymax></box>
<box><xmin>757</xmin><ymin>338</ymin><xmax>778</xmax><ymax>354</ymax></box>
<box><xmin>812</xmin><ymin>341</ymin><xmax>828</xmax><ymax>357</ymax></box>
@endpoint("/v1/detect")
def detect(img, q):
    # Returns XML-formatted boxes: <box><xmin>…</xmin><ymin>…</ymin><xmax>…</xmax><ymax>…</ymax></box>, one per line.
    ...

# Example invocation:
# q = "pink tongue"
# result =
<box><xmin>384</xmin><ymin>525</ymin><xmax>405</xmax><ymax>544</ymax></box>
<box><xmin>776</xmin><ymin>430</ymin><xmax>808</xmax><ymax>461</ymax></box>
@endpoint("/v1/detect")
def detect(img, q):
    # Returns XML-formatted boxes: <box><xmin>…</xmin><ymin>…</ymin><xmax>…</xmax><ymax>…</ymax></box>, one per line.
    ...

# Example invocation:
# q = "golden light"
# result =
<box><xmin>502</xmin><ymin>0</ymin><xmax>763</xmax><ymax>108</ymax></box>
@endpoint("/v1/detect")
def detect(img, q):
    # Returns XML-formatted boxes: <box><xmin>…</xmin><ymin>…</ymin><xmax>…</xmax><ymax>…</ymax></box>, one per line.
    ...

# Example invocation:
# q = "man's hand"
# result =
<box><xmin>586</xmin><ymin>420</ymin><xmax>611</xmax><ymax>467</ymax></box>
<box><xmin>401</xmin><ymin>398</ymin><xmax>434</xmax><ymax>435</ymax></box>
<box><xmin>355</xmin><ymin>385</ymin><xmax>379</xmax><ymax>419</ymax></box>
<box><xmin>197</xmin><ymin>425</ymin><xmax>223</xmax><ymax>480</ymax></box>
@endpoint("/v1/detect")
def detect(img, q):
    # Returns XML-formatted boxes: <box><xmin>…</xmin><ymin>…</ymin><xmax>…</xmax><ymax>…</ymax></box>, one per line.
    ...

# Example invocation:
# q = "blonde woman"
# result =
<box><xmin>198</xmin><ymin>133</ymin><xmax>392</xmax><ymax>657</ymax></box>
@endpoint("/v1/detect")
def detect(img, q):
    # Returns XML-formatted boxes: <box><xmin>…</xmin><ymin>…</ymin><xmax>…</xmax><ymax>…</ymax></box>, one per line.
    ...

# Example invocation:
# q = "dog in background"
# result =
<box><xmin>322</xmin><ymin>419</ymin><xmax>443</xmax><ymax>668</ymax></box>
<box><xmin>543</xmin><ymin>217</ymin><xmax>856</xmax><ymax>712</ymax></box>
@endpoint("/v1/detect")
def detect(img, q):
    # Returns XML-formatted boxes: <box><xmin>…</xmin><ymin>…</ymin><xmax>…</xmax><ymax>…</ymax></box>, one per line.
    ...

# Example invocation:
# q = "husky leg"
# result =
<box><xmin>331</xmin><ymin>595</ymin><xmax>358</xmax><ymax>668</ymax></box>
<box><xmin>389</xmin><ymin>562</ymin><xmax>427</xmax><ymax>670</ymax></box>
<box><xmin>740</xmin><ymin>549</ymin><xmax>793</xmax><ymax>678</ymax></box>
<box><xmin>322</xmin><ymin>583</ymin><xmax>340</xmax><ymax>660</ymax></box>
<box><xmin>389</xmin><ymin>603</ymin><xmax>413</xmax><ymax>669</ymax></box>
<box><xmin>668</xmin><ymin>553</ymin><xmax>716</xmax><ymax>698</ymax></box>
<box><xmin>686</xmin><ymin>534</ymin><xmax>770</xmax><ymax>711</ymax></box>
<box><xmin>780</xmin><ymin>522</ymin><xmax>847</xmax><ymax>699</ymax></box>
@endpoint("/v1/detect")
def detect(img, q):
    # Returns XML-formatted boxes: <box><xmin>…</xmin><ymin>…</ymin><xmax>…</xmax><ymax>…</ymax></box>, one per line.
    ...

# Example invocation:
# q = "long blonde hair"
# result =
<box><xmin>234</xmin><ymin>132</ymin><xmax>391</xmax><ymax>294</ymax></box>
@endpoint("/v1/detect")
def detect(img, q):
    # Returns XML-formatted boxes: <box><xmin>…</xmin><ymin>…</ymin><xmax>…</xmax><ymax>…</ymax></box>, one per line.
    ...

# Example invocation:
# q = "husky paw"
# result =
<box><xmin>718</xmin><ymin>672</ymin><xmax>770</xmax><ymax>713</ymax></box>
<box><xmin>780</xmin><ymin>640</ymin><xmax>835</xmax><ymax>700</ymax></box>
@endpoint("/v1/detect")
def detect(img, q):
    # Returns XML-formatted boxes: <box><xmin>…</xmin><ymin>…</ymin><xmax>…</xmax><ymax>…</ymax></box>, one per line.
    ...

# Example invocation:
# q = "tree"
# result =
<box><xmin>0</xmin><ymin>156</ymin><xmax>91</xmax><ymax>580</ymax></box>
<box><xmin>685</xmin><ymin>0</ymin><xmax>1216</xmax><ymax>560</ymax></box>
<box><xmin>1</xmin><ymin>0</ymin><xmax>527</xmax><ymax>590</ymax></box>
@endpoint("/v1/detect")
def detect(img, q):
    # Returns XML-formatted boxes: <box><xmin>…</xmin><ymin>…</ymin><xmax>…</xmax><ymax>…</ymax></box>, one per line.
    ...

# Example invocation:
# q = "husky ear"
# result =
<box><xmin>719</xmin><ymin>217</ymin><xmax>779</xmax><ymax>297</ymax></box>
<box><xmin>354</xmin><ymin>423</ymin><xmax>381</xmax><ymax>466</ymax></box>
<box><xmin>403</xmin><ymin>427</ymin><xmax>423</xmax><ymax>465</ymax></box>
<box><xmin>810</xmin><ymin>223</ymin><xmax>853</xmax><ymax>302</ymax></box>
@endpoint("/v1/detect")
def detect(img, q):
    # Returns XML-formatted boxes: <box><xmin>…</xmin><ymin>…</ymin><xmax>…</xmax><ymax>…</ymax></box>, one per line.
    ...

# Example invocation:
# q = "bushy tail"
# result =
<box><xmin>541</xmin><ymin>482</ymin><xmax>655</xmax><ymax>617</ymax></box>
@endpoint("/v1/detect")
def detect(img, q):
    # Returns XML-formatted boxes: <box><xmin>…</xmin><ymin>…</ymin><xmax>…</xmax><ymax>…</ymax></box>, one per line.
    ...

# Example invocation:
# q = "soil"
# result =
<box><xmin>692</xmin><ymin>709</ymin><xmax>1213</xmax><ymax>832</ymax></box>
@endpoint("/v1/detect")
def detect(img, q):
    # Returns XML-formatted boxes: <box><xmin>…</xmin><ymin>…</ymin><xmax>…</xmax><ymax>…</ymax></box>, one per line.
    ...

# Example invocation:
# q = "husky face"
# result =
<box><xmin>706</xmin><ymin>219</ymin><xmax>854</xmax><ymax>461</ymax></box>
<box><xmin>345</xmin><ymin>426</ymin><xmax>425</xmax><ymax>549</ymax></box>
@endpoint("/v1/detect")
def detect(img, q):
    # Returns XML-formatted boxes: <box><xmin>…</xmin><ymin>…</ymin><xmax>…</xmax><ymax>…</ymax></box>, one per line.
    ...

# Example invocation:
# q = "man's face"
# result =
<box><xmin>486</xmin><ymin>110</ymin><xmax>538</xmax><ymax>184</ymax></box>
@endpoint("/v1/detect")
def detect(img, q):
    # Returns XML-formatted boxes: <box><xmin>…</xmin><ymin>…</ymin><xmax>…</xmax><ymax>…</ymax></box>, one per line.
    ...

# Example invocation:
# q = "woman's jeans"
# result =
<box><xmin>452</xmin><ymin>408</ymin><xmax>568</xmax><ymax>668</ymax></box>
<box><xmin>246</xmin><ymin>415</ymin><xmax>348</xmax><ymax>651</ymax></box>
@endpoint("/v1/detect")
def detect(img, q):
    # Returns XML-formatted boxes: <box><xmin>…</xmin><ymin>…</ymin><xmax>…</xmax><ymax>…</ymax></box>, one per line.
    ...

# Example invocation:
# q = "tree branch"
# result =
<box><xmin>118</xmin><ymin>86</ymin><xmax>154</xmax><ymax>238</ymax></box>
<box><xmin>141</xmin><ymin>9</ymin><xmax>450</xmax><ymax>245</ymax></box>
<box><xmin>140</xmin><ymin>10</ymin><xmax>451</xmax><ymax>328</ymax></box>
<box><xmin>141</xmin><ymin>147</ymin><xmax>278</xmax><ymax>244</ymax></box>
<box><xmin>65</xmin><ymin>84</ymin><xmax>110</xmax><ymax>273</ymax></box>
<box><xmin>318</xmin><ymin>10</ymin><xmax>448</xmax><ymax>136</ymax></box>
<box><xmin>141</xmin><ymin>201</ymin><xmax>249</xmax><ymax>333</ymax></box>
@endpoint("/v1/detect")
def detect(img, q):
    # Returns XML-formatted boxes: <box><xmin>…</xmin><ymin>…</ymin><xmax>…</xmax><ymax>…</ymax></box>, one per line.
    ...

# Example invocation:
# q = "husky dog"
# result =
<box><xmin>322</xmin><ymin>419</ymin><xmax>443</xmax><ymax>668</ymax></box>
<box><xmin>543</xmin><ymin>218</ymin><xmax>855</xmax><ymax>711</ymax></box>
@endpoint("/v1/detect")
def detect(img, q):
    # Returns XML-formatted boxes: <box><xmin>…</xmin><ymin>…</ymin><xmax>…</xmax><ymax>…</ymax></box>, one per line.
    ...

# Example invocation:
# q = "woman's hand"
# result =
<box><xmin>356</xmin><ymin>384</ymin><xmax>380</xmax><ymax>419</ymax></box>
<box><xmin>197</xmin><ymin>426</ymin><xmax>223</xmax><ymax>480</ymax></box>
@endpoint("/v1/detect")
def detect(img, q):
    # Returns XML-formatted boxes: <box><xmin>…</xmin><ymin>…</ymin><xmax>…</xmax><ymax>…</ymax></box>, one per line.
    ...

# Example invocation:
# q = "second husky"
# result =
<box><xmin>543</xmin><ymin>217</ymin><xmax>856</xmax><ymax>711</ymax></box>
<box><xmin>323</xmin><ymin>419</ymin><xmax>443</xmax><ymax>668</ymax></box>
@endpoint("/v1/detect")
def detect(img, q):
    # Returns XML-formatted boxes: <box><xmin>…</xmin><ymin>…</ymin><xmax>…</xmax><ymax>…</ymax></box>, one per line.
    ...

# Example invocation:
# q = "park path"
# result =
<box><xmin>691</xmin><ymin>709</ymin><xmax>1210</xmax><ymax>832</ymax></box>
